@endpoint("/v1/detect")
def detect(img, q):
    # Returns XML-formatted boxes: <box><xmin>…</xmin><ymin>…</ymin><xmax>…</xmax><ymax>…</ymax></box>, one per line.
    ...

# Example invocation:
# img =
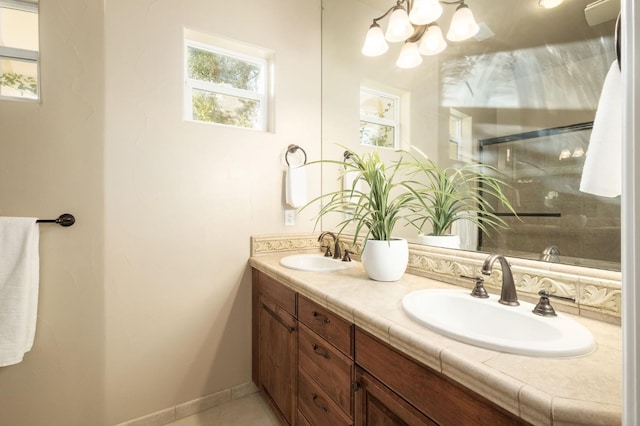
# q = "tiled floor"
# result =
<box><xmin>165</xmin><ymin>392</ymin><xmax>281</xmax><ymax>426</ymax></box>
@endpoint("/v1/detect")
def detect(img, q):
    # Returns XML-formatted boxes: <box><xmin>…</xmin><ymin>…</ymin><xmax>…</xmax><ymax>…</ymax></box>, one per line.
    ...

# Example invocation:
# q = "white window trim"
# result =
<box><xmin>184</xmin><ymin>39</ymin><xmax>269</xmax><ymax>131</ymax></box>
<box><xmin>360</xmin><ymin>87</ymin><xmax>400</xmax><ymax>149</ymax></box>
<box><xmin>0</xmin><ymin>0</ymin><xmax>39</xmax><ymax>102</ymax></box>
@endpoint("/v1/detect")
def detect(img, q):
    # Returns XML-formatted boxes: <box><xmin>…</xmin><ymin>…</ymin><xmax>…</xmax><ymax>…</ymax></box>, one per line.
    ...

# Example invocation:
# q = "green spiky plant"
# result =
<box><xmin>405</xmin><ymin>148</ymin><xmax>518</xmax><ymax>237</ymax></box>
<box><xmin>303</xmin><ymin>147</ymin><xmax>417</xmax><ymax>248</ymax></box>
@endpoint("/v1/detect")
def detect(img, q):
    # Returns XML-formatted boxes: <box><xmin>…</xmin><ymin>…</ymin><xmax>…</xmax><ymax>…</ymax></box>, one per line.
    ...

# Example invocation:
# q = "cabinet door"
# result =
<box><xmin>259</xmin><ymin>294</ymin><xmax>297</xmax><ymax>425</ymax></box>
<box><xmin>354</xmin><ymin>368</ymin><xmax>437</xmax><ymax>426</ymax></box>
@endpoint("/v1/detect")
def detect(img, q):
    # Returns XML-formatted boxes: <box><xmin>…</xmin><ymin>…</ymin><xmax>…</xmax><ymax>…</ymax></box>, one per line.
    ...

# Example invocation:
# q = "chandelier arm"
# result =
<box><xmin>439</xmin><ymin>0</ymin><xmax>463</xmax><ymax>4</ymax></box>
<box><xmin>372</xmin><ymin>0</ymin><xmax>410</xmax><ymax>24</ymax></box>
<box><xmin>407</xmin><ymin>24</ymin><xmax>428</xmax><ymax>43</ymax></box>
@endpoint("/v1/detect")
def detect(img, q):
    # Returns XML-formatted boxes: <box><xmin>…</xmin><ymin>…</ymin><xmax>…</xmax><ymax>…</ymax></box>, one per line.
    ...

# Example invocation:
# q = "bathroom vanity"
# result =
<box><xmin>250</xmin><ymin>237</ymin><xmax>622</xmax><ymax>426</ymax></box>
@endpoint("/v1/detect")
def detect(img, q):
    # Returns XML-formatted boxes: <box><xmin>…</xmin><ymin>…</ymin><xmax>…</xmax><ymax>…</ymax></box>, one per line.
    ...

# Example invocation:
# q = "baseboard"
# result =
<box><xmin>115</xmin><ymin>381</ymin><xmax>259</xmax><ymax>426</ymax></box>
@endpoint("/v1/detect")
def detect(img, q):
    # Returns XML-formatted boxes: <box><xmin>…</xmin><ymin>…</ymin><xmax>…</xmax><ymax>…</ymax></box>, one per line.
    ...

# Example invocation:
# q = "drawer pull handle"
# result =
<box><xmin>311</xmin><ymin>311</ymin><xmax>331</xmax><ymax>324</ymax></box>
<box><xmin>312</xmin><ymin>343</ymin><xmax>331</xmax><ymax>359</ymax></box>
<box><xmin>311</xmin><ymin>393</ymin><xmax>330</xmax><ymax>413</ymax></box>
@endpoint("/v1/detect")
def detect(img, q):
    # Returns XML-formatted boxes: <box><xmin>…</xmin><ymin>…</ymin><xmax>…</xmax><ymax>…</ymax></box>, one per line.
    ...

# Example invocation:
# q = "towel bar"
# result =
<box><xmin>36</xmin><ymin>213</ymin><xmax>75</xmax><ymax>227</ymax></box>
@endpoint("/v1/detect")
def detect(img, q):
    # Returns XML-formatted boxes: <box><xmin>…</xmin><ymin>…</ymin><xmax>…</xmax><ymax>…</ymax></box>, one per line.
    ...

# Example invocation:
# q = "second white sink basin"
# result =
<box><xmin>402</xmin><ymin>289</ymin><xmax>596</xmax><ymax>357</ymax></box>
<box><xmin>280</xmin><ymin>254</ymin><xmax>355</xmax><ymax>272</ymax></box>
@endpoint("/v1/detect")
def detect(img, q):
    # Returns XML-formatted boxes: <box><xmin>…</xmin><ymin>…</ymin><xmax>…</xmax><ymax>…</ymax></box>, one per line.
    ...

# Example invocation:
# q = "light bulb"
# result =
<box><xmin>396</xmin><ymin>42</ymin><xmax>423</xmax><ymax>69</ymax></box>
<box><xmin>385</xmin><ymin>6</ymin><xmax>414</xmax><ymax>43</ymax></box>
<box><xmin>538</xmin><ymin>0</ymin><xmax>563</xmax><ymax>8</ymax></box>
<box><xmin>362</xmin><ymin>23</ymin><xmax>389</xmax><ymax>56</ymax></box>
<box><xmin>446</xmin><ymin>3</ymin><xmax>480</xmax><ymax>42</ymax></box>
<box><xmin>409</xmin><ymin>0</ymin><xmax>443</xmax><ymax>25</ymax></box>
<box><xmin>419</xmin><ymin>24</ymin><xmax>447</xmax><ymax>55</ymax></box>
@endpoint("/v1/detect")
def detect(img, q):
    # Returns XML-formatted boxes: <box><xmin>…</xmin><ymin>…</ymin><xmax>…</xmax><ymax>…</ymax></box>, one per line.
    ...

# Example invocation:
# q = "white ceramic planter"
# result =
<box><xmin>360</xmin><ymin>238</ymin><xmax>409</xmax><ymax>282</ymax></box>
<box><xmin>417</xmin><ymin>234</ymin><xmax>461</xmax><ymax>249</ymax></box>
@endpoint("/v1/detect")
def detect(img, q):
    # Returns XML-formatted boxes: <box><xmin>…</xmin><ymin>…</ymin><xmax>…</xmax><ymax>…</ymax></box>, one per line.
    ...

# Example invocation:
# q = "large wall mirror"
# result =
<box><xmin>321</xmin><ymin>0</ymin><xmax>620</xmax><ymax>271</ymax></box>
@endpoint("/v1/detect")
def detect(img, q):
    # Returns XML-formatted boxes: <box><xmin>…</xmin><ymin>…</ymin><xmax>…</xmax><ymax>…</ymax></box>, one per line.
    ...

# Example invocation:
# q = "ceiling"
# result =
<box><xmin>356</xmin><ymin>0</ymin><xmax>617</xmax><ymax>58</ymax></box>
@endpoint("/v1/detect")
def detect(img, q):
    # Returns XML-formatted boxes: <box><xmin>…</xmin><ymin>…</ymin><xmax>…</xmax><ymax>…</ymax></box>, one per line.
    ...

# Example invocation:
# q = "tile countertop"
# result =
<box><xmin>249</xmin><ymin>253</ymin><xmax>622</xmax><ymax>426</ymax></box>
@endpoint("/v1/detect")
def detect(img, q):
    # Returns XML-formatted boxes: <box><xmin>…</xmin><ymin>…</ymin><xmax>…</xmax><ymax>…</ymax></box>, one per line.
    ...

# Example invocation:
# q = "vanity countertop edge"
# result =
<box><xmin>249</xmin><ymin>252</ymin><xmax>622</xmax><ymax>426</ymax></box>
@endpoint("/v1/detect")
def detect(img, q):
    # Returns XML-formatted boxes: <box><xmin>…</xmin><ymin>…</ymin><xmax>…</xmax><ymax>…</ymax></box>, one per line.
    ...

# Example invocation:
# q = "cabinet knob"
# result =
<box><xmin>351</xmin><ymin>381</ymin><xmax>362</xmax><ymax>392</ymax></box>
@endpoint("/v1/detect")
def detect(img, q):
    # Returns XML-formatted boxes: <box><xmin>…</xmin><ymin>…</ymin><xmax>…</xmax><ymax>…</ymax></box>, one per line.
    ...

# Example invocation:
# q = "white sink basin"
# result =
<box><xmin>279</xmin><ymin>254</ymin><xmax>355</xmax><ymax>272</ymax></box>
<box><xmin>402</xmin><ymin>289</ymin><xmax>595</xmax><ymax>357</ymax></box>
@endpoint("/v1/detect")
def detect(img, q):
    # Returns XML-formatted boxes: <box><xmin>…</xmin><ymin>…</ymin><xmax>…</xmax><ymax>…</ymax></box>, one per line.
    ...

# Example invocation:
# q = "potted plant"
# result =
<box><xmin>305</xmin><ymin>148</ymin><xmax>416</xmax><ymax>281</ymax></box>
<box><xmin>406</xmin><ymin>148</ymin><xmax>517</xmax><ymax>249</ymax></box>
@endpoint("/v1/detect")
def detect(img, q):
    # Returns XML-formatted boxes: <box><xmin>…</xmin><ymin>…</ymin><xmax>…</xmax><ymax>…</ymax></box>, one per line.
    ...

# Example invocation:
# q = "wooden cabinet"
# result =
<box><xmin>252</xmin><ymin>269</ymin><xmax>528</xmax><ymax>426</ymax></box>
<box><xmin>355</xmin><ymin>328</ymin><xmax>527</xmax><ymax>426</ymax></box>
<box><xmin>297</xmin><ymin>295</ymin><xmax>355</xmax><ymax>425</ymax></box>
<box><xmin>253</xmin><ymin>270</ymin><xmax>297</xmax><ymax>425</ymax></box>
<box><xmin>354</xmin><ymin>367</ymin><xmax>436</xmax><ymax>426</ymax></box>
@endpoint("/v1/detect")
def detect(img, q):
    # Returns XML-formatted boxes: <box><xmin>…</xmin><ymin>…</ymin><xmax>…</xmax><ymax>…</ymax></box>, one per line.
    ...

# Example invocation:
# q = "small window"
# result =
<box><xmin>184</xmin><ymin>34</ymin><xmax>270</xmax><ymax>131</ymax></box>
<box><xmin>449</xmin><ymin>108</ymin><xmax>472</xmax><ymax>161</ymax></box>
<box><xmin>359</xmin><ymin>87</ymin><xmax>400</xmax><ymax>149</ymax></box>
<box><xmin>0</xmin><ymin>0</ymin><xmax>39</xmax><ymax>101</ymax></box>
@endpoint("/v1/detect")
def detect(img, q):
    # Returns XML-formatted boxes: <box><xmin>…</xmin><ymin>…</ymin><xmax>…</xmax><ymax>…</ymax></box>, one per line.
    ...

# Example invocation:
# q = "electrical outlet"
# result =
<box><xmin>284</xmin><ymin>209</ymin><xmax>296</xmax><ymax>226</ymax></box>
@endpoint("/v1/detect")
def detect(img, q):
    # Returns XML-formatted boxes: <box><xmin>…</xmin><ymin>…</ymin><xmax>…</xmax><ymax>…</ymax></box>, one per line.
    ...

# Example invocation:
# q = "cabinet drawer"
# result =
<box><xmin>259</xmin><ymin>272</ymin><xmax>296</xmax><ymax>316</ymax></box>
<box><xmin>299</xmin><ymin>323</ymin><xmax>353</xmax><ymax>416</ymax></box>
<box><xmin>355</xmin><ymin>328</ymin><xmax>526</xmax><ymax>426</ymax></box>
<box><xmin>298</xmin><ymin>367</ymin><xmax>353</xmax><ymax>426</ymax></box>
<box><xmin>298</xmin><ymin>295</ymin><xmax>353</xmax><ymax>357</ymax></box>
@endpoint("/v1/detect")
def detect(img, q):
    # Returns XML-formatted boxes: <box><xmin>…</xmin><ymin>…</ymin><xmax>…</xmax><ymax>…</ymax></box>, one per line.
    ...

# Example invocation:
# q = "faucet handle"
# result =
<box><xmin>322</xmin><ymin>245</ymin><xmax>332</xmax><ymax>257</ymax></box>
<box><xmin>532</xmin><ymin>290</ymin><xmax>576</xmax><ymax>317</ymax></box>
<box><xmin>460</xmin><ymin>275</ymin><xmax>489</xmax><ymax>299</ymax></box>
<box><xmin>342</xmin><ymin>249</ymin><xmax>352</xmax><ymax>262</ymax></box>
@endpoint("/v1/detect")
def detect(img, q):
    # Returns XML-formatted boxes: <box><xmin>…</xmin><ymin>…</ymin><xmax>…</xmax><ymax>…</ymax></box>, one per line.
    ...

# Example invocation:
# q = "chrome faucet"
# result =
<box><xmin>318</xmin><ymin>231</ymin><xmax>342</xmax><ymax>260</ymax></box>
<box><xmin>481</xmin><ymin>254</ymin><xmax>519</xmax><ymax>306</ymax></box>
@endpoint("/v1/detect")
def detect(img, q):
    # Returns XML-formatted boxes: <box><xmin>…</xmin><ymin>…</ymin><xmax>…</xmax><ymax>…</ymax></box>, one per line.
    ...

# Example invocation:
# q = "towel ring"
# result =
<box><xmin>343</xmin><ymin>150</ymin><xmax>356</xmax><ymax>169</ymax></box>
<box><xmin>285</xmin><ymin>144</ymin><xmax>307</xmax><ymax>166</ymax></box>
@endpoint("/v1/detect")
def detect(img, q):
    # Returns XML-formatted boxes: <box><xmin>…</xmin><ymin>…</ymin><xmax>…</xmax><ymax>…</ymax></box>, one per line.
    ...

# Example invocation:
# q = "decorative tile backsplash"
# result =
<box><xmin>251</xmin><ymin>234</ymin><xmax>622</xmax><ymax>323</ymax></box>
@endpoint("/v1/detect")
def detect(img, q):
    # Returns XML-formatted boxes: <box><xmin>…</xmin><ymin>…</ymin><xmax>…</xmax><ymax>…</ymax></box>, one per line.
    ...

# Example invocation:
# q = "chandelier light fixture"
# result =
<box><xmin>361</xmin><ymin>0</ymin><xmax>480</xmax><ymax>68</ymax></box>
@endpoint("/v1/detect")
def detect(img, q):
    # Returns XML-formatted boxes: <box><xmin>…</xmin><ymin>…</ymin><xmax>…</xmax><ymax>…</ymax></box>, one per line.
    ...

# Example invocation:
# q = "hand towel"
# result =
<box><xmin>580</xmin><ymin>61</ymin><xmax>621</xmax><ymax>197</ymax></box>
<box><xmin>0</xmin><ymin>217</ymin><xmax>40</xmax><ymax>367</ymax></box>
<box><xmin>343</xmin><ymin>169</ymin><xmax>362</xmax><ymax>204</ymax></box>
<box><xmin>285</xmin><ymin>165</ymin><xmax>307</xmax><ymax>208</ymax></box>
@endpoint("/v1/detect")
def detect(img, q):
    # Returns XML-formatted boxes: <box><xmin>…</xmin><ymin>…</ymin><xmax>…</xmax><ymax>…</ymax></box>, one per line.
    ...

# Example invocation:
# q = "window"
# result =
<box><xmin>359</xmin><ymin>87</ymin><xmax>400</xmax><ymax>149</ymax></box>
<box><xmin>184</xmin><ymin>33</ymin><xmax>270</xmax><ymax>131</ymax></box>
<box><xmin>0</xmin><ymin>0</ymin><xmax>39</xmax><ymax>101</ymax></box>
<box><xmin>449</xmin><ymin>108</ymin><xmax>472</xmax><ymax>161</ymax></box>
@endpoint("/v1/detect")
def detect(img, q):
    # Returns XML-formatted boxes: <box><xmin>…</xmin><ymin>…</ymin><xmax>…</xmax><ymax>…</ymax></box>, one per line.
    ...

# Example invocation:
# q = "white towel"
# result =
<box><xmin>580</xmin><ymin>61</ymin><xmax>622</xmax><ymax>197</ymax></box>
<box><xmin>0</xmin><ymin>217</ymin><xmax>40</xmax><ymax>367</ymax></box>
<box><xmin>451</xmin><ymin>213</ymin><xmax>478</xmax><ymax>251</ymax></box>
<box><xmin>285</xmin><ymin>165</ymin><xmax>307</xmax><ymax>208</ymax></box>
<box><xmin>343</xmin><ymin>169</ymin><xmax>362</xmax><ymax>204</ymax></box>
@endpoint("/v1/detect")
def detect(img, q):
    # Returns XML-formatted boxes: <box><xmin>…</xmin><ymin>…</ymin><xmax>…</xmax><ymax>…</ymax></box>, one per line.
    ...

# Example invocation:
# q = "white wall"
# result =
<box><xmin>104</xmin><ymin>0</ymin><xmax>321</xmax><ymax>424</ymax></box>
<box><xmin>0</xmin><ymin>0</ymin><xmax>106</xmax><ymax>424</ymax></box>
<box><xmin>0</xmin><ymin>0</ymin><xmax>321</xmax><ymax>425</ymax></box>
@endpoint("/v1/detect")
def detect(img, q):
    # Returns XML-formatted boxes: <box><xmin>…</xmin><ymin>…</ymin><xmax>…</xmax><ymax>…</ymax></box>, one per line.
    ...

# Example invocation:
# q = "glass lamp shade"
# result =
<box><xmin>385</xmin><ymin>7</ymin><xmax>414</xmax><ymax>42</ymax></box>
<box><xmin>419</xmin><ymin>24</ymin><xmax>447</xmax><ymax>55</ymax></box>
<box><xmin>362</xmin><ymin>23</ymin><xmax>389</xmax><ymax>56</ymax></box>
<box><xmin>396</xmin><ymin>42</ymin><xmax>423</xmax><ymax>68</ymax></box>
<box><xmin>446</xmin><ymin>4</ymin><xmax>480</xmax><ymax>42</ymax></box>
<box><xmin>538</xmin><ymin>0</ymin><xmax>563</xmax><ymax>8</ymax></box>
<box><xmin>409</xmin><ymin>0</ymin><xmax>443</xmax><ymax>25</ymax></box>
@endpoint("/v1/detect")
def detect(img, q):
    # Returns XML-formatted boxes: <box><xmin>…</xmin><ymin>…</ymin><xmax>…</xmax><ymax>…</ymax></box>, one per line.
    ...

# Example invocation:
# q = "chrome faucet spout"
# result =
<box><xmin>481</xmin><ymin>254</ymin><xmax>519</xmax><ymax>306</ymax></box>
<box><xmin>318</xmin><ymin>232</ymin><xmax>342</xmax><ymax>260</ymax></box>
